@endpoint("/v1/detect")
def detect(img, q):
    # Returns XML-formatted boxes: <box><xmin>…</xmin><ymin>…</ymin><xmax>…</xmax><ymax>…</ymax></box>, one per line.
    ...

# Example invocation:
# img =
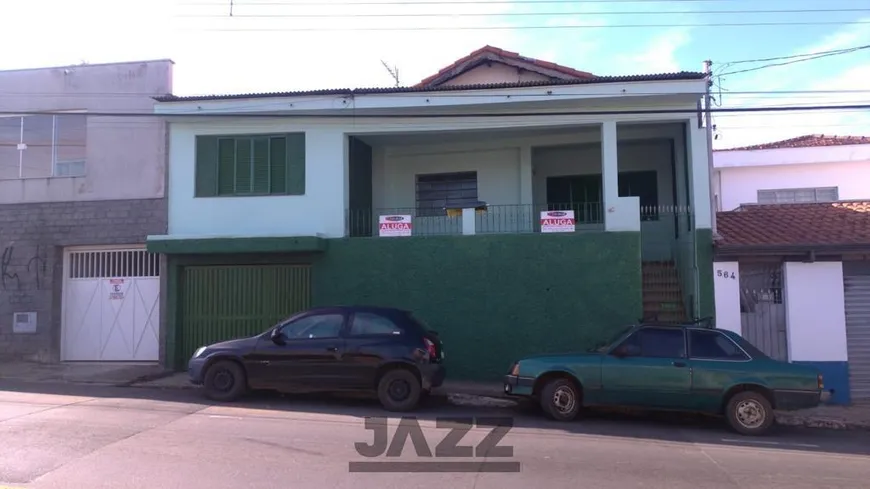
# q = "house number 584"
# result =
<box><xmin>716</xmin><ymin>269</ymin><xmax>736</xmax><ymax>279</ymax></box>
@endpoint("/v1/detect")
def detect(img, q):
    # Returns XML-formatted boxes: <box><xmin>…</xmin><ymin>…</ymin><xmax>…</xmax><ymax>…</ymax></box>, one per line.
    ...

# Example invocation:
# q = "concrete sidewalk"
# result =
<box><xmin>0</xmin><ymin>360</ymin><xmax>170</xmax><ymax>387</ymax></box>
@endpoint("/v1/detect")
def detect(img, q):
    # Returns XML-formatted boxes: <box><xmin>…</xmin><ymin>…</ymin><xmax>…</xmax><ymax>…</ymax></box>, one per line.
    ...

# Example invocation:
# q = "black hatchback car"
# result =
<box><xmin>187</xmin><ymin>306</ymin><xmax>446</xmax><ymax>412</ymax></box>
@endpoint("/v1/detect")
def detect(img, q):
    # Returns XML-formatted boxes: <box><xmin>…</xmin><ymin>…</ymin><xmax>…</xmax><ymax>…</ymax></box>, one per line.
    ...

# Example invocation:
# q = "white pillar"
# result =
<box><xmin>713</xmin><ymin>261</ymin><xmax>741</xmax><ymax>334</ymax></box>
<box><xmin>686</xmin><ymin>119</ymin><xmax>712</xmax><ymax>230</ymax></box>
<box><xmin>601</xmin><ymin>121</ymin><xmax>640</xmax><ymax>232</ymax></box>
<box><xmin>461</xmin><ymin>208</ymin><xmax>476</xmax><ymax>235</ymax></box>
<box><xmin>783</xmin><ymin>262</ymin><xmax>850</xmax><ymax>404</ymax></box>
<box><xmin>519</xmin><ymin>145</ymin><xmax>534</xmax><ymax>233</ymax></box>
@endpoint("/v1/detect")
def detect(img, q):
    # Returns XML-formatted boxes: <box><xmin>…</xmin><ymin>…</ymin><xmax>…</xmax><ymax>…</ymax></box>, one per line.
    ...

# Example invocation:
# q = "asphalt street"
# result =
<box><xmin>0</xmin><ymin>381</ymin><xmax>868</xmax><ymax>489</ymax></box>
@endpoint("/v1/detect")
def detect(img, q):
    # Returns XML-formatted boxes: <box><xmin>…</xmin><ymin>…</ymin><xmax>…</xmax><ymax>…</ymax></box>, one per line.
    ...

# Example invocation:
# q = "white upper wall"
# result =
<box><xmin>0</xmin><ymin>59</ymin><xmax>173</xmax><ymax>204</ymax></box>
<box><xmin>158</xmin><ymin>81</ymin><xmax>710</xmax><ymax>240</ymax></box>
<box><xmin>713</xmin><ymin>143</ymin><xmax>870</xmax><ymax>211</ymax></box>
<box><xmin>440</xmin><ymin>64</ymin><xmax>553</xmax><ymax>86</ymax></box>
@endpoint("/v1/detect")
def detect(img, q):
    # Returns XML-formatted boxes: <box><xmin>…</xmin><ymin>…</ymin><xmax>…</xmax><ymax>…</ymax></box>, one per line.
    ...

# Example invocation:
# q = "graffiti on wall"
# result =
<box><xmin>1</xmin><ymin>245</ymin><xmax>49</xmax><ymax>291</ymax></box>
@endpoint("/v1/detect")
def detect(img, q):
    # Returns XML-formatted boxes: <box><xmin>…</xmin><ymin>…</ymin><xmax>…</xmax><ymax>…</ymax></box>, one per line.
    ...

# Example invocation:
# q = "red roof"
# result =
<box><xmin>717</xmin><ymin>134</ymin><xmax>870</xmax><ymax>152</ymax></box>
<box><xmin>717</xmin><ymin>201</ymin><xmax>870</xmax><ymax>249</ymax></box>
<box><xmin>415</xmin><ymin>45</ymin><xmax>596</xmax><ymax>88</ymax></box>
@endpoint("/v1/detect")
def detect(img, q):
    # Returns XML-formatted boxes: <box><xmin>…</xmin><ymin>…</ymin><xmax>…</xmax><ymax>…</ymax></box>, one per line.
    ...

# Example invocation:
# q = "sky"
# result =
<box><xmin>2</xmin><ymin>0</ymin><xmax>870</xmax><ymax>149</ymax></box>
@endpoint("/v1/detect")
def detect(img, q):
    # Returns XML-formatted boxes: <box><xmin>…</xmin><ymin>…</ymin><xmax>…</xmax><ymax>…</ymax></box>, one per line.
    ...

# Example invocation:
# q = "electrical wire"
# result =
<box><xmin>717</xmin><ymin>45</ymin><xmax>870</xmax><ymax>77</ymax></box>
<box><xmin>176</xmin><ymin>8</ymin><xmax>870</xmax><ymax>19</ymax></box>
<box><xmin>184</xmin><ymin>20</ymin><xmax>870</xmax><ymax>31</ymax></box>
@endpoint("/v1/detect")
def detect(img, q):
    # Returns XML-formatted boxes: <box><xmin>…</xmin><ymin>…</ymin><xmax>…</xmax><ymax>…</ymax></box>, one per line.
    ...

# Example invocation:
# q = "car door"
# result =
<box><xmin>248</xmin><ymin>311</ymin><xmax>348</xmax><ymax>392</ymax></box>
<box><xmin>599</xmin><ymin>327</ymin><xmax>693</xmax><ymax>408</ymax></box>
<box><xmin>686</xmin><ymin>328</ymin><xmax>753</xmax><ymax>412</ymax></box>
<box><xmin>341</xmin><ymin>311</ymin><xmax>406</xmax><ymax>389</ymax></box>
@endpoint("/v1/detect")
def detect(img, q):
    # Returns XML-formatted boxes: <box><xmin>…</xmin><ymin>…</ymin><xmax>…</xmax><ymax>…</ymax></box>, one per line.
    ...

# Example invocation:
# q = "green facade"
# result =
<box><xmin>162</xmin><ymin>231</ymin><xmax>644</xmax><ymax>379</ymax></box>
<box><xmin>313</xmin><ymin>232</ymin><xmax>642</xmax><ymax>380</ymax></box>
<box><xmin>695</xmin><ymin>228</ymin><xmax>715</xmax><ymax>320</ymax></box>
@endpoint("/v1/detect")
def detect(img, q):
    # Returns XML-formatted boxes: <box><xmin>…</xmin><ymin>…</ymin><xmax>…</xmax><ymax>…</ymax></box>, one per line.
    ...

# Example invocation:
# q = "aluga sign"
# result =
<box><xmin>379</xmin><ymin>215</ymin><xmax>413</xmax><ymax>237</ymax></box>
<box><xmin>540</xmin><ymin>210</ymin><xmax>576</xmax><ymax>233</ymax></box>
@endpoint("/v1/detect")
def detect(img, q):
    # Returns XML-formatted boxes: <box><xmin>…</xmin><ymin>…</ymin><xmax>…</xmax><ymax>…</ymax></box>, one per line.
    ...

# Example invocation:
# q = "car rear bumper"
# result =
<box><xmin>503</xmin><ymin>374</ymin><xmax>535</xmax><ymax>397</ymax></box>
<box><xmin>420</xmin><ymin>363</ymin><xmax>446</xmax><ymax>390</ymax></box>
<box><xmin>774</xmin><ymin>389</ymin><xmax>830</xmax><ymax>411</ymax></box>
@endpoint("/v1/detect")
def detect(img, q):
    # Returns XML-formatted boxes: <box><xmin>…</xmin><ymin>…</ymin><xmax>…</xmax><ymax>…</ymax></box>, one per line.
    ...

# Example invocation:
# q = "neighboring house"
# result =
<box><xmin>713</xmin><ymin>201</ymin><xmax>870</xmax><ymax>404</ymax></box>
<box><xmin>0</xmin><ymin>60</ymin><xmax>172</xmax><ymax>364</ymax></box>
<box><xmin>713</xmin><ymin>134</ymin><xmax>870</xmax><ymax>211</ymax></box>
<box><xmin>146</xmin><ymin>45</ymin><xmax>716</xmax><ymax>380</ymax></box>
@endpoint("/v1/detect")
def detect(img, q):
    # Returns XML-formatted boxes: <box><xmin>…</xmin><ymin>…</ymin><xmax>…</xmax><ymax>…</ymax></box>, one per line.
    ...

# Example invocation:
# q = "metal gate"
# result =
<box><xmin>739</xmin><ymin>262</ymin><xmax>788</xmax><ymax>361</ymax></box>
<box><xmin>179</xmin><ymin>264</ymin><xmax>311</xmax><ymax>364</ymax></box>
<box><xmin>62</xmin><ymin>247</ymin><xmax>160</xmax><ymax>361</ymax></box>
<box><xmin>844</xmin><ymin>262</ymin><xmax>870</xmax><ymax>401</ymax></box>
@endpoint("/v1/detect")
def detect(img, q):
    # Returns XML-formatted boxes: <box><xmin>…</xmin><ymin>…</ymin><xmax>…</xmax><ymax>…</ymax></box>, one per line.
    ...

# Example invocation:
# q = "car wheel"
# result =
<box><xmin>377</xmin><ymin>368</ymin><xmax>422</xmax><ymax>412</ymax></box>
<box><xmin>540</xmin><ymin>378</ymin><xmax>582</xmax><ymax>421</ymax></box>
<box><xmin>203</xmin><ymin>360</ymin><xmax>247</xmax><ymax>402</ymax></box>
<box><xmin>725</xmin><ymin>391</ymin><xmax>774</xmax><ymax>436</ymax></box>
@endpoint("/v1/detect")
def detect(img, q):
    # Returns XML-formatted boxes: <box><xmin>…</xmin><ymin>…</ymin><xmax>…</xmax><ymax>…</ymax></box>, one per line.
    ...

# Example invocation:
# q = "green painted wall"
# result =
<box><xmin>696</xmin><ymin>228</ymin><xmax>715</xmax><ymax>320</ymax></box>
<box><xmin>312</xmin><ymin>231</ymin><xmax>642</xmax><ymax>381</ymax></box>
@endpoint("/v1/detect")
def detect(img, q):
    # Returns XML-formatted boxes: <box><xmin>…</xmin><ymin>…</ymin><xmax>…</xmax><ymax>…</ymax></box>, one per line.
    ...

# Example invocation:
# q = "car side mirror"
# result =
<box><xmin>270</xmin><ymin>328</ymin><xmax>286</xmax><ymax>345</ymax></box>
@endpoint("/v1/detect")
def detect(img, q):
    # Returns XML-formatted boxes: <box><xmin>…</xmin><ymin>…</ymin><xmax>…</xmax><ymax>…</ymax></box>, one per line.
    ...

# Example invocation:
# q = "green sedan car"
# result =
<box><xmin>503</xmin><ymin>320</ymin><xmax>830</xmax><ymax>436</ymax></box>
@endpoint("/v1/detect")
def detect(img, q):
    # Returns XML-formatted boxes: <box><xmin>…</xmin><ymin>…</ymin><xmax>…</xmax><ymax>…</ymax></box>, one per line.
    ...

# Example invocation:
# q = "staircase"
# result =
<box><xmin>642</xmin><ymin>261</ymin><xmax>688</xmax><ymax>323</ymax></box>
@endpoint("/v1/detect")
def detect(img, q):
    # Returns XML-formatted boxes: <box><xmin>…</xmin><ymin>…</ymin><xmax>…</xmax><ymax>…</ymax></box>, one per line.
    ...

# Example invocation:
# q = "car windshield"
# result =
<box><xmin>591</xmin><ymin>325</ymin><xmax>635</xmax><ymax>352</ymax></box>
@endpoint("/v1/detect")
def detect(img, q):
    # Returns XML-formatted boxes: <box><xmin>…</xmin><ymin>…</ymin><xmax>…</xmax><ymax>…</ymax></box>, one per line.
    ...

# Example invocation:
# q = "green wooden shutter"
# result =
<box><xmin>194</xmin><ymin>136</ymin><xmax>218</xmax><ymax>197</ymax></box>
<box><xmin>286</xmin><ymin>133</ymin><xmax>306</xmax><ymax>195</ymax></box>
<box><xmin>235</xmin><ymin>138</ymin><xmax>253</xmax><ymax>194</ymax></box>
<box><xmin>269</xmin><ymin>136</ymin><xmax>287</xmax><ymax>194</ymax></box>
<box><xmin>251</xmin><ymin>137</ymin><xmax>270</xmax><ymax>194</ymax></box>
<box><xmin>217</xmin><ymin>138</ymin><xmax>236</xmax><ymax>195</ymax></box>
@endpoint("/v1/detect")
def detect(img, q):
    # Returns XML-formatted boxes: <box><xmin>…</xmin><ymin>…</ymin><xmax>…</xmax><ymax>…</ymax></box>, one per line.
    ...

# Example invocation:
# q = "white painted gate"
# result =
<box><xmin>62</xmin><ymin>247</ymin><xmax>160</xmax><ymax>361</ymax></box>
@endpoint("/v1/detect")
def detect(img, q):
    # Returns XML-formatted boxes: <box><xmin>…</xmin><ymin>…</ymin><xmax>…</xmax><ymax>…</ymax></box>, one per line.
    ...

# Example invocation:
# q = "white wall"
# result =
<box><xmin>713</xmin><ymin>261</ymin><xmax>741</xmax><ymax>334</ymax></box>
<box><xmin>167</xmin><ymin>124</ymin><xmax>348</xmax><ymax>238</ymax></box>
<box><xmin>783</xmin><ymin>262</ymin><xmax>849</xmax><ymax>363</ymax></box>
<box><xmin>716</xmin><ymin>160</ymin><xmax>870</xmax><ymax>211</ymax></box>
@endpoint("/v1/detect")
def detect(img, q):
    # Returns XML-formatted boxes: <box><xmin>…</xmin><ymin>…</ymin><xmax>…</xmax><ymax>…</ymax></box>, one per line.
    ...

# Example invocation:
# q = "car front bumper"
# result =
<box><xmin>188</xmin><ymin>357</ymin><xmax>207</xmax><ymax>386</ymax></box>
<box><xmin>503</xmin><ymin>374</ymin><xmax>535</xmax><ymax>397</ymax></box>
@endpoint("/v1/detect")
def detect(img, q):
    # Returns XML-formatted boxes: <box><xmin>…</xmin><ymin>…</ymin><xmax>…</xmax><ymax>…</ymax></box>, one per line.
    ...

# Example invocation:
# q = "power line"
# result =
<box><xmin>717</xmin><ymin>44</ymin><xmax>870</xmax><ymax>77</ymax></box>
<box><xmin>3</xmin><ymin>104</ymin><xmax>870</xmax><ymax>119</ymax></box>
<box><xmin>176</xmin><ymin>8</ymin><xmax>870</xmax><ymax>19</ymax></box>
<box><xmin>185</xmin><ymin>20</ymin><xmax>870</xmax><ymax>31</ymax></box>
<box><xmin>179</xmin><ymin>0</ymin><xmax>782</xmax><ymax>6</ymax></box>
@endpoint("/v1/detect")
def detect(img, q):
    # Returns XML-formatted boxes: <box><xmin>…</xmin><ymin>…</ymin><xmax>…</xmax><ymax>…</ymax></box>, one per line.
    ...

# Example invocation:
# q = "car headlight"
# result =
<box><xmin>192</xmin><ymin>346</ymin><xmax>207</xmax><ymax>359</ymax></box>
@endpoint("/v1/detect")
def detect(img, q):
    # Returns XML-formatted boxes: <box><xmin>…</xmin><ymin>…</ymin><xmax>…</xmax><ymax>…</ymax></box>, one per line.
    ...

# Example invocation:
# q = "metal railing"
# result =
<box><xmin>346</xmin><ymin>202</ymin><xmax>604</xmax><ymax>237</ymax></box>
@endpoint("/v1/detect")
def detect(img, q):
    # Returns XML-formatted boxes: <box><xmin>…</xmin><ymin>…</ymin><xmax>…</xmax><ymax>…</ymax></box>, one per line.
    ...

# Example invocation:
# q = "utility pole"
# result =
<box><xmin>703</xmin><ymin>59</ymin><xmax>718</xmax><ymax>238</ymax></box>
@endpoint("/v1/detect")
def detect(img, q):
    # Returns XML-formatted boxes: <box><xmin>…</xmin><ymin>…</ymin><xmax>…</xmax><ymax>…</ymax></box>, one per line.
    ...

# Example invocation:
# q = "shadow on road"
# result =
<box><xmin>2</xmin><ymin>379</ymin><xmax>868</xmax><ymax>457</ymax></box>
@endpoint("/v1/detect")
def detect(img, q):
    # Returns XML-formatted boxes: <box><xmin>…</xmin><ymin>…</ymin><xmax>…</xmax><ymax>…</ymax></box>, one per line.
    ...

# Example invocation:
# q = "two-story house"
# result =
<box><xmin>146</xmin><ymin>46</ymin><xmax>716</xmax><ymax>380</ymax></box>
<box><xmin>711</xmin><ymin>135</ymin><xmax>870</xmax><ymax>404</ymax></box>
<box><xmin>0</xmin><ymin>60</ymin><xmax>172</xmax><ymax>364</ymax></box>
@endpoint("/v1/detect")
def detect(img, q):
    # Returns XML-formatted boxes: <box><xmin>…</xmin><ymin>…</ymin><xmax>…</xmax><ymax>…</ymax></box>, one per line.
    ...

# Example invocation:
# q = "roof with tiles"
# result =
<box><xmin>716</xmin><ymin>134</ymin><xmax>870</xmax><ymax>152</ymax></box>
<box><xmin>414</xmin><ymin>45</ymin><xmax>596</xmax><ymax>87</ymax></box>
<box><xmin>716</xmin><ymin>201</ymin><xmax>870</xmax><ymax>249</ymax></box>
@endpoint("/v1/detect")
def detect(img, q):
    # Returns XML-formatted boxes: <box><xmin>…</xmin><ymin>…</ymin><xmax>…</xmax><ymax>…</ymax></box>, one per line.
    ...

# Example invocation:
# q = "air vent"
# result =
<box><xmin>12</xmin><ymin>312</ymin><xmax>37</xmax><ymax>334</ymax></box>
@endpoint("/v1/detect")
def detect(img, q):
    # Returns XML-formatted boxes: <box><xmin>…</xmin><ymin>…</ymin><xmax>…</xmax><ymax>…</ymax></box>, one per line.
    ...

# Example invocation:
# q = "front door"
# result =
<box><xmin>600</xmin><ymin>327</ymin><xmax>692</xmax><ymax>408</ymax></box>
<box><xmin>248</xmin><ymin>311</ymin><xmax>347</xmax><ymax>391</ymax></box>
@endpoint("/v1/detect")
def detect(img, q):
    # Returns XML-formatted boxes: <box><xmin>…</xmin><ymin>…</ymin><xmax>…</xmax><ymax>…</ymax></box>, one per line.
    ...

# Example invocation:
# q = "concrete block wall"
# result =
<box><xmin>0</xmin><ymin>198</ymin><xmax>166</xmax><ymax>362</ymax></box>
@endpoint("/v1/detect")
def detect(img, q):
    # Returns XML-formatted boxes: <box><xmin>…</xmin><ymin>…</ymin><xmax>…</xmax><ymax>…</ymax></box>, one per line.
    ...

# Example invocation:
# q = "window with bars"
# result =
<box><xmin>415</xmin><ymin>171</ymin><xmax>479</xmax><ymax>217</ymax></box>
<box><xmin>194</xmin><ymin>133</ymin><xmax>306</xmax><ymax>197</ymax></box>
<box><xmin>757</xmin><ymin>186</ymin><xmax>838</xmax><ymax>204</ymax></box>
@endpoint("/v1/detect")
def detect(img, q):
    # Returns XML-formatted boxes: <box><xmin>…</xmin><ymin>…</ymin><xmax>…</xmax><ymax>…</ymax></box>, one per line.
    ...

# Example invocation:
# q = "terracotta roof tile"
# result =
<box><xmin>717</xmin><ymin>134</ymin><xmax>870</xmax><ymax>151</ymax></box>
<box><xmin>717</xmin><ymin>201</ymin><xmax>870</xmax><ymax>248</ymax></box>
<box><xmin>415</xmin><ymin>45</ymin><xmax>596</xmax><ymax>88</ymax></box>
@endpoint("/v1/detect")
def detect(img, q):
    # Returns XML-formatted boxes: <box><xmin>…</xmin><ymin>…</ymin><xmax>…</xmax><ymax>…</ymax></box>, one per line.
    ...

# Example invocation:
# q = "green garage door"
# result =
<box><xmin>179</xmin><ymin>264</ymin><xmax>311</xmax><ymax>364</ymax></box>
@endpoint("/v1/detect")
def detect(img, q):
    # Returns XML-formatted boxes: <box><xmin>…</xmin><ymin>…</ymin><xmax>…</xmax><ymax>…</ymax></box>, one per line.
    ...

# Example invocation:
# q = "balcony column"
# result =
<box><xmin>519</xmin><ymin>145</ymin><xmax>534</xmax><ymax>232</ymax></box>
<box><xmin>601</xmin><ymin>121</ymin><xmax>640</xmax><ymax>232</ymax></box>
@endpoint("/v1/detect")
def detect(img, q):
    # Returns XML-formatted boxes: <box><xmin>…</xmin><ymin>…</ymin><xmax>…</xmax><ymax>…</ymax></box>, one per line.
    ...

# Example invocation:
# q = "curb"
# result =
<box><xmin>116</xmin><ymin>370</ymin><xmax>178</xmax><ymax>388</ymax></box>
<box><xmin>775</xmin><ymin>413</ymin><xmax>870</xmax><ymax>431</ymax></box>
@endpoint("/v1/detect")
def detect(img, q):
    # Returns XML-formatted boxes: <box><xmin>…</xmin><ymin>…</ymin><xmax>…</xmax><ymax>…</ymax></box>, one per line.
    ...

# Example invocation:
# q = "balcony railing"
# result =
<box><xmin>346</xmin><ymin>203</ymin><xmax>604</xmax><ymax>237</ymax></box>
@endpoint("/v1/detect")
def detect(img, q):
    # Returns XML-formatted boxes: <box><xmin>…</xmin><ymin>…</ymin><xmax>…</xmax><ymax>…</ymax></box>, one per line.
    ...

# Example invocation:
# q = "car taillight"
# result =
<box><xmin>818</xmin><ymin>374</ymin><xmax>824</xmax><ymax>390</ymax></box>
<box><xmin>423</xmin><ymin>338</ymin><xmax>437</xmax><ymax>360</ymax></box>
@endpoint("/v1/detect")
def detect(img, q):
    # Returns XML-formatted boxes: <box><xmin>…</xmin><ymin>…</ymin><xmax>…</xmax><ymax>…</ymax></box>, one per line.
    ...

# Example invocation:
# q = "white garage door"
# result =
<box><xmin>62</xmin><ymin>247</ymin><xmax>160</xmax><ymax>361</ymax></box>
<box><xmin>844</xmin><ymin>262</ymin><xmax>870</xmax><ymax>400</ymax></box>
